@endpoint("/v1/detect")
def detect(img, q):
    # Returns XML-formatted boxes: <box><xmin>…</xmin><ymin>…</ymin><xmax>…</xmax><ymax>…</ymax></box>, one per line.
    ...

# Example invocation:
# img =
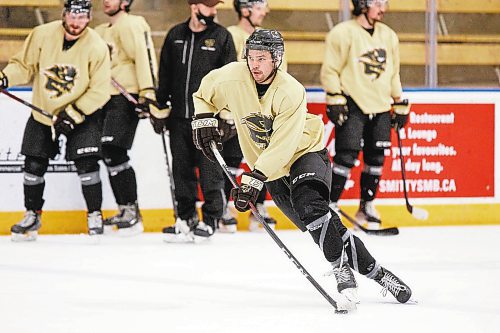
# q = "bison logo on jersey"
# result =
<box><xmin>358</xmin><ymin>48</ymin><xmax>386</xmax><ymax>80</ymax></box>
<box><xmin>44</xmin><ymin>65</ymin><xmax>78</xmax><ymax>98</ymax></box>
<box><xmin>242</xmin><ymin>113</ymin><xmax>274</xmax><ymax>149</ymax></box>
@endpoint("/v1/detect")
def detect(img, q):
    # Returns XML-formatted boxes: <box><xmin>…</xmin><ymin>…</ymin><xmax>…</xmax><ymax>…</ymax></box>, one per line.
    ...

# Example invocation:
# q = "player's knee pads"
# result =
<box><xmin>362</xmin><ymin>163</ymin><xmax>383</xmax><ymax>176</ymax></box>
<box><xmin>291</xmin><ymin>182</ymin><xmax>329</xmax><ymax>223</ymax></box>
<box><xmin>333</xmin><ymin>149</ymin><xmax>358</xmax><ymax>169</ymax></box>
<box><xmin>102</xmin><ymin>145</ymin><xmax>129</xmax><ymax>167</ymax></box>
<box><xmin>24</xmin><ymin>156</ymin><xmax>49</xmax><ymax>177</ymax></box>
<box><xmin>74</xmin><ymin>157</ymin><xmax>101</xmax><ymax>186</ymax></box>
<box><xmin>363</xmin><ymin>151</ymin><xmax>385</xmax><ymax>169</ymax></box>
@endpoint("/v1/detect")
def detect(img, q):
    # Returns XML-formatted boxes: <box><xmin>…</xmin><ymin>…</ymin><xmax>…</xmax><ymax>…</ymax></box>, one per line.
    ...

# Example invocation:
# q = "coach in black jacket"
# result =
<box><xmin>156</xmin><ymin>0</ymin><xmax>237</xmax><ymax>241</ymax></box>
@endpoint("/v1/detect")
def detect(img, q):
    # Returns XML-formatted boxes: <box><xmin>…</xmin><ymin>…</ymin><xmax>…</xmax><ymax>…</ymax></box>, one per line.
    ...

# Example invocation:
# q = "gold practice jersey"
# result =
<box><xmin>193</xmin><ymin>62</ymin><xmax>324</xmax><ymax>181</ymax></box>
<box><xmin>320</xmin><ymin>19</ymin><xmax>402</xmax><ymax>114</ymax></box>
<box><xmin>3</xmin><ymin>21</ymin><xmax>111</xmax><ymax>126</ymax></box>
<box><xmin>227</xmin><ymin>25</ymin><xmax>288</xmax><ymax>71</ymax></box>
<box><xmin>95</xmin><ymin>13</ymin><xmax>157</xmax><ymax>95</ymax></box>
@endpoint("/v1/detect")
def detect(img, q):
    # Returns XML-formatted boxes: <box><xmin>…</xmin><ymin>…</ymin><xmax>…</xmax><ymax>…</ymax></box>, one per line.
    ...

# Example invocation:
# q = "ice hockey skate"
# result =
<box><xmin>327</xmin><ymin>256</ymin><xmax>360</xmax><ymax>306</ymax></box>
<box><xmin>11</xmin><ymin>210</ymin><xmax>42</xmax><ymax>242</ymax></box>
<box><xmin>218</xmin><ymin>206</ymin><xmax>238</xmax><ymax>233</ymax></box>
<box><xmin>248</xmin><ymin>203</ymin><xmax>276</xmax><ymax>232</ymax></box>
<box><xmin>163</xmin><ymin>215</ymin><xmax>213</xmax><ymax>243</ymax></box>
<box><xmin>103</xmin><ymin>202</ymin><xmax>144</xmax><ymax>236</ymax></box>
<box><xmin>355</xmin><ymin>200</ymin><xmax>382</xmax><ymax>229</ymax></box>
<box><xmin>374</xmin><ymin>266</ymin><xmax>412</xmax><ymax>303</ymax></box>
<box><xmin>87</xmin><ymin>211</ymin><xmax>104</xmax><ymax>236</ymax></box>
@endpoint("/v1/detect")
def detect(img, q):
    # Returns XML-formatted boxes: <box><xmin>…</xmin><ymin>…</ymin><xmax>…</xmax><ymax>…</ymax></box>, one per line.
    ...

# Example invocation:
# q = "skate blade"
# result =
<box><xmin>116</xmin><ymin>223</ymin><xmax>144</xmax><ymax>237</ymax></box>
<box><xmin>334</xmin><ymin>293</ymin><xmax>358</xmax><ymax>312</ymax></box>
<box><xmin>341</xmin><ymin>288</ymin><xmax>361</xmax><ymax>304</ymax></box>
<box><xmin>163</xmin><ymin>232</ymin><xmax>195</xmax><ymax>243</ymax></box>
<box><xmin>88</xmin><ymin>233</ymin><xmax>103</xmax><ymax>245</ymax></box>
<box><xmin>11</xmin><ymin>230</ymin><xmax>38</xmax><ymax>242</ymax></box>
<box><xmin>103</xmin><ymin>224</ymin><xmax>117</xmax><ymax>235</ymax></box>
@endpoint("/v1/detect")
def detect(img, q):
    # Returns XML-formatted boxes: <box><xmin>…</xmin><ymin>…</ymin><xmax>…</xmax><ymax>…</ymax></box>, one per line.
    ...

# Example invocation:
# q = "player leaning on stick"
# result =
<box><xmin>0</xmin><ymin>0</ymin><xmax>111</xmax><ymax>241</ymax></box>
<box><xmin>191</xmin><ymin>29</ymin><xmax>412</xmax><ymax>307</ymax></box>
<box><xmin>320</xmin><ymin>0</ymin><xmax>410</xmax><ymax>230</ymax></box>
<box><xmin>95</xmin><ymin>0</ymin><xmax>170</xmax><ymax>236</ymax></box>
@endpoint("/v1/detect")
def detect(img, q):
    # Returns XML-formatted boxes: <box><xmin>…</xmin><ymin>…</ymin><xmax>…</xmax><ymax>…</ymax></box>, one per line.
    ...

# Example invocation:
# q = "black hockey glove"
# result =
<box><xmin>149</xmin><ymin>100</ymin><xmax>172</xmax><ymax>134</ymax></box>
<box><xmin>231</xmin><ymin>170</ymin><xmax>267</xmax><ymax>212</ymax></box>
<box><xmin>192</xmin><ymin>113</ymin><xmax>222</xmax><ymax>162</ymax></box>
<box><xmin>391</xmin><ymin>99</ymin><xmax>410</xmax><ymax>130</ymax></box>
<box><xmin>53</xmin><ymin>104</ymin><xmax>85</xmax><ymax>137</ymax></box>
<box><xmin>0</xmin><ymin>70</ymin><xmax>8</xmax><ymax>90</ymax></box>
<box><xmin>326</xmin><ymin>94</ymin><xmax>349</xmax><ymax>126</ymax></box>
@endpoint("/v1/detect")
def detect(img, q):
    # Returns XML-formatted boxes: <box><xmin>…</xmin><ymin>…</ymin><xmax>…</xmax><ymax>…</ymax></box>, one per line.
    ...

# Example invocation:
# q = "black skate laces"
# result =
<box><xmin>379</xmin><ymin>271</ymin><xmax>407</xmax><ymax>297</ymax></box>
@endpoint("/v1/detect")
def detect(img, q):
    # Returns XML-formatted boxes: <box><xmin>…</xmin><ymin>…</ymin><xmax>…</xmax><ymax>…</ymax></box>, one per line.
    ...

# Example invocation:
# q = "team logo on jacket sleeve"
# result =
<box><xmin>44</xmin><ymin>65</ymin><xmax>78</xmax><ymax>98</ymax></box>
<box><xmin>358</xmin><ymin>48</ymin><xmax>386</xmax><ymax>80</ymax></box>
<box><xmin>242</xmin><ymin>113</ymin><xmax>274</xmax><ymax>149</ymax></box>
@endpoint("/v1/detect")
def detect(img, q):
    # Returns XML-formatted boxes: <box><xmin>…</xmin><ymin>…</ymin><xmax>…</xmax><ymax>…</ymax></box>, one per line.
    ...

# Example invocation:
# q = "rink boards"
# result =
<box><xmin>0</xmin><ymin>88</ymin><xmax>499</xmax><ymax>234</ymax></box>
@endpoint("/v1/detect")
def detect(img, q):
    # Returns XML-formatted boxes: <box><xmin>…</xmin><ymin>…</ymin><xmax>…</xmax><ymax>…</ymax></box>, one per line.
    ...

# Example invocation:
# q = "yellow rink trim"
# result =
<box><xmin>1</xmin><ymin>203</ymin><xmax>500</xmax><ymax>235</ymax></box>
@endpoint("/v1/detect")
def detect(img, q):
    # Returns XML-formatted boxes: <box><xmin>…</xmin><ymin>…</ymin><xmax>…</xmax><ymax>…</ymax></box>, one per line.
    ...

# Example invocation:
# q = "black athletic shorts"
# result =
<box><xmin>266</xmin><ymin>148</ymin><xmax>332</xmax><ymax>232</ymax></box>
<box><xmin>101</xmin><ymin>95</ymin><xmax>140</xmax><ymax>150</ymax></box>
<box><xmin>21</xmin><ymin>111</ymin><xmax>103</xmax><ymax>161</ymax></box>
<box><xmin>334</xmin><ymin>96</ymin><xmax>391</xmax><ymax>152</ymax></box>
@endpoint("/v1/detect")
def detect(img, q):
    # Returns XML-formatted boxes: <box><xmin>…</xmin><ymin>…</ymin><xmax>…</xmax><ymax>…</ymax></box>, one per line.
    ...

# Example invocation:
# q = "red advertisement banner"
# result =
<box><xmin>308</xmin><ymin>103</ymin><xmax>495</xmax><ymax>199</ymax></box>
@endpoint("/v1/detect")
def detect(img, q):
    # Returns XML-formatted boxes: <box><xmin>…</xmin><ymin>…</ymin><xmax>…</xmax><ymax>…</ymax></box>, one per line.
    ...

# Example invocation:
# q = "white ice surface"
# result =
<box><xmin>1</xmin><ymin>226</ymin><xmax>500</xmax><ymax>333</ymax></box>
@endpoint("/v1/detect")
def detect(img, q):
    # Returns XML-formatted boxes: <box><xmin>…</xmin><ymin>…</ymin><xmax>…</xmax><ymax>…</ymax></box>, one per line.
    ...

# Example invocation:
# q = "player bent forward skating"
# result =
<box><xmin>190</xmin><ymin>29</ymin><xmax>413</xmax><ymax>309</ymax></box>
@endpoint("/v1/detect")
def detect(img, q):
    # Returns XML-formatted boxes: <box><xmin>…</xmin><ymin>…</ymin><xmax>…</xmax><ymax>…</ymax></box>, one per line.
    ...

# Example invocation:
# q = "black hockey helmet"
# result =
<box><xmin>245</xmin><ymin>29</ymin><xmax>284</xmax><ymax>63</ymax></box>
<box><xmin>233</xmin><ymin>0</ymin><xmax>267</xmax><ymax>14</ymax></box>
<box><xmin>122</xmin><ymin>0</ymin><xmax>133</xmax><ymax>12</ymax></box>
<box><xmin>64</xmin><ymin>0</ymin><xmax>92</xmax><ymax>14</ymax></box>
<box><xmin>352</xmin><ymin>0</ymin><xmax>368</xmax><ymax>16</ymax></box>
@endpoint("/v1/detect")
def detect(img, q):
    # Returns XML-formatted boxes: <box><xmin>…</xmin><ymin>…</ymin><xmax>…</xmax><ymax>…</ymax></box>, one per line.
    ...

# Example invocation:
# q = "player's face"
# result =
<box><xmin>249</xmin><ymin>2</ymin><xmax>268</xmax><ymax>27</ymax></box>
<box><xmin>102</xmin><ymin>0</ymin><xmax>123</xmax><ymax>15</ymax></box>
<box><xmin>197</xmin><ymin>4</ymin><xmax>218</xmax><ymax>18</ymax></box>
<box><xmin>247</xmin><ymin>49</ymin><xmax>274</xmax><ymax>84</ymax></box>
<box><xmin>63</xmin><ymin>12</ymin><xmax>90</xmax><ymax>37</ymax></box>
<box><xmin>367</xmin><ymin>0</ymin><xmax>388</xmax><ymax>21</ymax></box>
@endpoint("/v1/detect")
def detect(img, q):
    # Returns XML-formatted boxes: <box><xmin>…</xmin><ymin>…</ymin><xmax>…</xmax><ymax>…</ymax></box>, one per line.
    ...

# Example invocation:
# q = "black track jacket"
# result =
<box><xmin>157</xmin><ymin>19</ymin><xmax>237</xmax><ymax>119</ymax></box>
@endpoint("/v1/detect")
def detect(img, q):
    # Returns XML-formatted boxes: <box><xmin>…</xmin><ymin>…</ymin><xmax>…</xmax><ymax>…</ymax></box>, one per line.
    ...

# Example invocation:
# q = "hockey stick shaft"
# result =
<box><xmin>210</xmin><ymin>142</ymin><xmax>342</xmax><ymax>312</ymax></box>
<box><xmin>1</xmin><ymin>88</ymin><xmax>52</xmax><ymax>119</ymax></box>
<box><xmin>338</xmin><ymin>208</ymin><xmax>399</xmax><ymax>236</ymax></box>
<box><xmin>111</xmin><ymin>78</ymin><xmax>138</xmax><ymax>104</ymax></box>
<box><xmin>396</xmin><ymin>127</ymin><xmax>429</xmax><ymax>220</ymax></box>
<box><xmin>161</xmin><ymin>131</ymin><xmax>179</xmax><ymax>219</ymax></box>
<box><xmin>1</xmin><ymin>88</ymin><xmax>57</xmax><ymax>140</ymax></box>
<box><xmin>396</xmin><ymin>128</ymin><xmax>412</xmax><ymax>213</ymax></box>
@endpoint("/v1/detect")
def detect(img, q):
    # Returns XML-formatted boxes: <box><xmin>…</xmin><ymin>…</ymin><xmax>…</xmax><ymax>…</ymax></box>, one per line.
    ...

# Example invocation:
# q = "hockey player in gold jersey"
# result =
<box><xmin>95</xmin><ymin>0</ymin><xmax>169</xmax><ymax>236</ymax></box>
<box><xmin>219</xmin><ymin>0</ymin><xmax>285</xmax><ymax>232</ymax></box>
<box><xmin>192</xmin><ymin>29</ymin><xmax>412</xmax><ymax>308</ymax></box>
<box><xmin>320</xmin><ymin>0</ymin><xmax>410</xmax><ymax>230</ymax></box>
<box><xmin>1</xmin><ymin>0</ymin><xmax>111</xmax><ymax>241</ymax></box>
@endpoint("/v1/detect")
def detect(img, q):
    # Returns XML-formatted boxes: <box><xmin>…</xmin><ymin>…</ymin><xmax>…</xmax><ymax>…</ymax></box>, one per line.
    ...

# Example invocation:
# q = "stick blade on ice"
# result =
<box><xmin>412</xmin><ymin>207</ymin><xmax>429</xmax><ymax>220</ymax></box>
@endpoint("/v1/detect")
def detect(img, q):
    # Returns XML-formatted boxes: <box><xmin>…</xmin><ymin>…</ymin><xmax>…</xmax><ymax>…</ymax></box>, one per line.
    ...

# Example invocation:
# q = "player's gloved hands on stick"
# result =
<box><xmin>149</xmin><ymin>100</ymin><xmax>171</xmax><ymax>134</ymax></box>
<box><xmin>391</xmin><ymin>99</ymin><xmax>410</xmax><ymax>130</ymax></box>
<box><xmin>231</xmin><ymin>170</ymin><xmax>267</xmax><ymax>212</ymax></box>
<box><xmin>53</xmin><ymin>103</ymin><xmax>85</xmax><ymax>136</ymax></box>
<box><xmin>191</xmin><ymin>113</ymin><xmax>222</xmax><ymax>162</ymax></box>
<box><xmin>326</xmin><ymin>93</ymin><xmax>349</xmax><ymax>126</ymax></box>
<box><xmin>0</xmin><ymin>71</ymin><xmax>8</xmax><ymax>90</ymax></box>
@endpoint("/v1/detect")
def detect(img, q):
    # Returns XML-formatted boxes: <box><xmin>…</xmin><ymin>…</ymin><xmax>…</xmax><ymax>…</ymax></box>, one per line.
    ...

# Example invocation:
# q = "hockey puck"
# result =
<box><xmin>335</xmin><ymin>309</ymin><xmax>349</xmax><ymax>314</ymax></box>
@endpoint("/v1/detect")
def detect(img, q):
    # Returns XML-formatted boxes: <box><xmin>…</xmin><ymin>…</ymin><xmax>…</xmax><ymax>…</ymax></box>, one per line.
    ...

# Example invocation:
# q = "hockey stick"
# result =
<box><xmin>161</xmin><ymin>131</ymin><xmax>180</xmax><ymax>221</ymax></box>
<box><xmin>1</xmin><ymin>88</ymin><xmax>57</xmax><ymax>140</ymax></box>
<box><xmin>110</xmin><ymin>78</ymin><xmax>149</xmax><ymax>119</ymax></box>
<box><xmin>396</xmin><ymin>127</ymin><xmax>429</xmax><ymax>220</ymax></box>
<box><xmin>1</xmin><ymin>88</ymin><xmax>52</xmax><ymax>119</ymax></box>
<box><xmin>210</xmin><ymin>142</ymin><xmax>346</xmax><ymax>314</ymax></box>
<box><xmin>338</xmin><ymin>208</ymin><xmax>399</xmax><ymax>236</ymax></box>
